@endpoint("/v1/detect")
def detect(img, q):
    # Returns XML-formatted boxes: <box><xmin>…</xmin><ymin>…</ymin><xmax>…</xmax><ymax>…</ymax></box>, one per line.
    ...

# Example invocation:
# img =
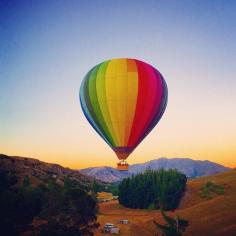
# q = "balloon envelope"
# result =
<box><xmin>80</xmin><ymin>58</ymin><xmax>168</xmax><ymax>161</ymax></box>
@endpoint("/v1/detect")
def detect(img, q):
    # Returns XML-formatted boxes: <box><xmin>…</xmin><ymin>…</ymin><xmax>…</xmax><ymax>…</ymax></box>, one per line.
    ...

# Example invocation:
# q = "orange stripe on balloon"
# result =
<box><xmin>124</xmin><ymin>59</ymin><xmax>138</xmax><ymax>146</ymax></box>
<box><xmin>114</xmin><ymin>59</ymin><xmax>128</xmax><ymax>146</ymax></box>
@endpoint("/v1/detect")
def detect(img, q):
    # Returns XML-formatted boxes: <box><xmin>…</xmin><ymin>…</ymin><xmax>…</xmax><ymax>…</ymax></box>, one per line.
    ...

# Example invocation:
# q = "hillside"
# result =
<box><xmin>80</xmin><ymin>157</ymin><xmax>230</xmax><ymax>182</ymax></box>
<box><xmin>178</xmin><ymin>169</ymin><xmax>236</xmax><ymax>235</ymax></box>
<box><xmin>1</xmin><ymin>154</ymin><xmax>234</xmax><ymax>235</ymax></box>
<box><xmin>0</xmin><ymin>154</ymin><xmax>100</xmax><ymax>189</ymax></box>
<box><xmin>0</xmin><ymin>154</ymin><xmax>103</xmax><ymax>235</ymax></box>
<box><xmin>95</xmin><ymin>169</ymin><xmax>236</xmax><ymax>236</ymax></box>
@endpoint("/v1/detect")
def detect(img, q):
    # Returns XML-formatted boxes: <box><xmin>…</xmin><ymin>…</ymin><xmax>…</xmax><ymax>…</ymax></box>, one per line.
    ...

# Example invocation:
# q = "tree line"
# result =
<box><xmin>118</xmin><ymin>169</ymin><xmax>187</xmax><ymax>210</ymax></box>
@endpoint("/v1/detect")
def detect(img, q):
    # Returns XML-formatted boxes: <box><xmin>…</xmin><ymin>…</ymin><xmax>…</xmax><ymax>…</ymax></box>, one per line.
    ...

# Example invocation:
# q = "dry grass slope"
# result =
<box><xmin>95</xmin><ymin>170</ymin><xmax>236</xmax><ymax>236</ymax></box>
<box><xmin>178</xmin><ymin>169</ymin><xmax>236</xmax><ymax>236</ymax></box>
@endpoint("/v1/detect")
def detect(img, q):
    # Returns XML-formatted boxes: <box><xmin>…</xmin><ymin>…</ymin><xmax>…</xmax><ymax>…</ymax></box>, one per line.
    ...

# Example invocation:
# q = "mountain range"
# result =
<box><xmin>0</xmin><ymin>154</ymin><xmax>230</xmax><ymax>184</ymax></box>
<box><xmin>80</xmin><ymin>157</ymin><xmax>230</xmax><ymax>183</ymax></box>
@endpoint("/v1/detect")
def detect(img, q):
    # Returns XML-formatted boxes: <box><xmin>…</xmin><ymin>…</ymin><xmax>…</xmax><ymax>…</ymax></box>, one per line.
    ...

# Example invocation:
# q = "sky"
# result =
<box><xmin>1</xmin><ymin>0</ymin><xmax>236</xmax><ymax>169</ymax></box>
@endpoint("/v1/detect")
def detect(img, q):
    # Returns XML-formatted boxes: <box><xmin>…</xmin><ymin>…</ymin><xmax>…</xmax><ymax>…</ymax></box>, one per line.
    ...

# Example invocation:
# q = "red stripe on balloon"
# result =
<box><xmin>137</xmin><ymin>68</ymin><xmax>164</xmax><ymax>143</ymax></box>
<box><xmin>127</xmin><ymin>60</ymin><xmax>155</xmax><ymax>147</ymax></box>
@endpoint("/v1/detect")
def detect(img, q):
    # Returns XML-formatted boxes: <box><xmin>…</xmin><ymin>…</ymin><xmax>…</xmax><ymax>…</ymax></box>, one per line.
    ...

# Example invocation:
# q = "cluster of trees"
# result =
<box><xmin>0</xmin><ymin>169</ymin><xmax>98</xmax><ymax>236</ymax></box>
<box><xmin>118</xmin><ymin>169</ymin><xmax>187</xmax><ymax>210</ymax></box>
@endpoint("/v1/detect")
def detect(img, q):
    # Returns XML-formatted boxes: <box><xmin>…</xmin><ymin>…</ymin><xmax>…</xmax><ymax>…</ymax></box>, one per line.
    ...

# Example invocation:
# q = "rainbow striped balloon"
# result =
<box><xmin>80</xmin><ymin>58</ymin><xmax>168</xmax><ymax>164</ymax></box>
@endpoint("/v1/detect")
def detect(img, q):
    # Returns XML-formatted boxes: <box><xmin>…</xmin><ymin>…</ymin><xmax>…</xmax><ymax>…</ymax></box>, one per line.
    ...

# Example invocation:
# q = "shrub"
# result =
<box><xmin>199</xmin><ymin>181</ymin><xmax>225</xmax><ymax>199</ymax></box>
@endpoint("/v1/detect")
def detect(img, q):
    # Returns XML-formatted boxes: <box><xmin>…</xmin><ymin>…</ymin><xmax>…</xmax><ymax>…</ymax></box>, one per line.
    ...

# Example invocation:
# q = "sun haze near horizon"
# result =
<box><xmin>1</xmin><ymin>1</ymin><xmax>236</xmax><ymax>168</ymax></box>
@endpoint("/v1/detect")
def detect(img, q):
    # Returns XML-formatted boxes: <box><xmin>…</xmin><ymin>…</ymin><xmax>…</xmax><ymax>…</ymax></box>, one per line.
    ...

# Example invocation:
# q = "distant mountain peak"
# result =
<box><xmin>79</xmin><ymin>157</ymin><xmax>230</xmax><ymax>183</ymax></box>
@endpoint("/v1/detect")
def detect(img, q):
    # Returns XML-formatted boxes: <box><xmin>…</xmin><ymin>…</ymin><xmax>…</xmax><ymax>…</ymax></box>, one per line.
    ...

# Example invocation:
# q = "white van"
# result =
<box><xmin>104</xmin><ymin>223</ymin><xmax>115</xmax><ymax>228</ymax></box>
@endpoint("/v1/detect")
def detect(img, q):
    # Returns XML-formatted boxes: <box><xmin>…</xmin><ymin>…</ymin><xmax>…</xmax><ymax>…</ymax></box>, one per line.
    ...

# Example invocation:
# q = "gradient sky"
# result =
<box><xmin>1</xmin><ymin>0</ymin><xmax>236</xmax><ymax>169</ymax></box>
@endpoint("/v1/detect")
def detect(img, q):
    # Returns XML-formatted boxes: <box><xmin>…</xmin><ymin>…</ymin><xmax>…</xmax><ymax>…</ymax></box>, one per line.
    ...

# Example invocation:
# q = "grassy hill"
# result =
<box><xmin>178</xmin><ymin>169</ymin><xmax>236</xmax><ymax>236</ymax></box>
<box><xmin>95</xmin><ymin>169</ymin><xmax>236</xmax><ymax>236</ymax></box>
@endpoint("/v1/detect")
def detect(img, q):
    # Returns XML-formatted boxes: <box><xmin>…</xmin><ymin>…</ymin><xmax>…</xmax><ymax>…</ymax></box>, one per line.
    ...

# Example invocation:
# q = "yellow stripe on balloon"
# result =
<box><xmin>105</xmin><ymin>59</ymin><xmax>121</xmax><ymax>146</ymax></box>
<box><xmin>124</xmin><ymin>59</ymin><xmax>138</xmax><ymax>145</ymax></box>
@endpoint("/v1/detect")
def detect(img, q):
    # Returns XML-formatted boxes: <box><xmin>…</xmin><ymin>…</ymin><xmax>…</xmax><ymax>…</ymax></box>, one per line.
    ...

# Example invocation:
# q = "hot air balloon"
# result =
<box><xmin>79</xmin><ymin>58</ymin><xmax>168</xmax><ymax>171</ymax></box>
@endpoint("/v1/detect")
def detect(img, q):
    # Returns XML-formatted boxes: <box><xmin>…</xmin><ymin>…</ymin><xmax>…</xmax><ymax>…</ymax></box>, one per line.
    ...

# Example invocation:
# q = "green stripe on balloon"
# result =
<box><xmin>96</xmin><ymin>61</ymin><xmax>117</xmax><ymax>145</ymax></box>
<box><xmin>80</xmin><ymin>71</ymin><xmax>111</xmax><ymax>146</ymax></box>
<box><xmin>88</xmin><ymin>64</ymin><xmax>115</xmax><ymax>146</ymax></box>
<box><xmin>96</xmin><ymin>61</ymin><xmax>118</xmax><ymax>145</ymax></box>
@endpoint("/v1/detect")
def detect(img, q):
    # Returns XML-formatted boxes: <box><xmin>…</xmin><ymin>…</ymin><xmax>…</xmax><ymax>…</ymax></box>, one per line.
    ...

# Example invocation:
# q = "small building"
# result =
<box><xmin>98</xmin><ymin>198</ymin><xmax>114</xmax><ymax>203</ymax></box>
<box><xmin>110</xmin><ymin>227</ymin><xmax>120</xmax><ymax>234</ymax></box>
<box><xmin>118</xmin><ymin>219</ymin><xmax>129</xmax><ymax>224</ymax></box>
